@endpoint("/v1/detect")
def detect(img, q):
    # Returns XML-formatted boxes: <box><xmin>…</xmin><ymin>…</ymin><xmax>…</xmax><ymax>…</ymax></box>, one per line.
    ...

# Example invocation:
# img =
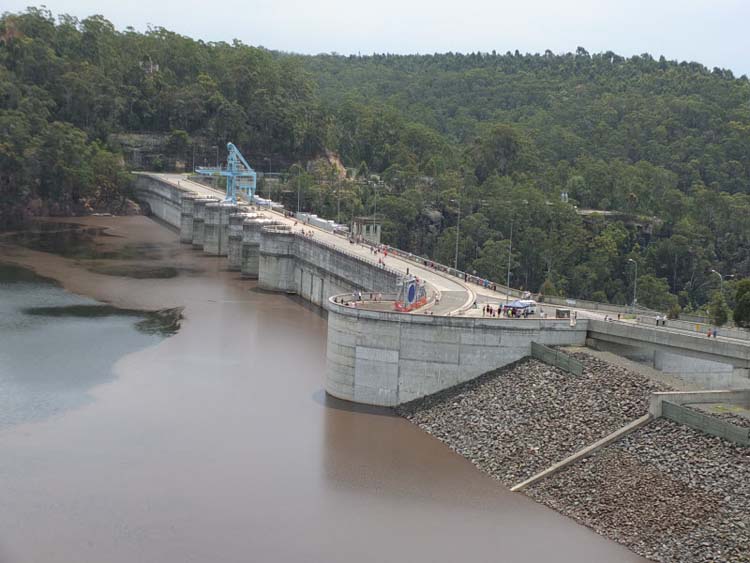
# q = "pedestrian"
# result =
<box><xmin>617</xmin><ymin>313</ymin><xmax>621</xmax><ymax>321</ymax></box>
<box><xmin>713</xmin><ymin>328</ymin><xmax>718</xmax><ymax>338</ymax></box>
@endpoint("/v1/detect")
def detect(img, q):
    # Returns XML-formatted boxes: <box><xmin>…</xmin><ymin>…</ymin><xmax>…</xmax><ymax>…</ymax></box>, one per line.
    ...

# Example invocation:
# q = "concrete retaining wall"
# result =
<box><xmin>661</xmin><ymin>401</ymin><xmax>750</xmax><ymax>446</ymax></box>
<box><xmin>588</xmin><ymin>319</ymin><xmax>750</xmax><ymax>370</ymax></box>
<box><xmin>530</xmin><ymin>342</ymin><xmax>584</xmax><ymax>376</ymax></box>
<box><xmin>326</xmin><ymin>302</ymin><xmax>588</xmax><ymax>406</ymax></box>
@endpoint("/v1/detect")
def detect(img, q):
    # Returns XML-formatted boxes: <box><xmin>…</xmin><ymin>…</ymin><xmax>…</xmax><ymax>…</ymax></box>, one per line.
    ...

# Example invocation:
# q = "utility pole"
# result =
<box><xmin>628</xmin><ymin>258</ymin><xmax>638</xmax><ymax>311</ymax></box>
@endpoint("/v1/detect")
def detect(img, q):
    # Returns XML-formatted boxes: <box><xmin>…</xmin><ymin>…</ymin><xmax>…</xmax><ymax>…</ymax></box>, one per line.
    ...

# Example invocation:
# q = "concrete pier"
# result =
<box><xmin>228</xmin><ymin>212</ymin><xmax>257</xmax><ymax>271</ymax></box>
<box><xmin>179</xmin><ymin>194</ymin><xmax>197</xmax><ymax>243</ymax></box>
<box><xmin>258</xmin><ymin>226</ymin><xmax>297</xmax><ymax>292</ymax></box>
<box><xmin>204</xmin><ymin>203</ymin><xmax>237</xmax><ymax>256</ymax></box>
<box><xmin>191</xmin><ymin>197</ymin><xmax>218</xmax><ymax>249</ymax></box>
<box><xmin>241</xmin><ymin>217</ymin><xmax>277</xmax><ymax>278</ymax></box>
<box><xmin>219</xmin><ymin>204</ymin><xmax>240</xmax><ymax>256</ymax></box>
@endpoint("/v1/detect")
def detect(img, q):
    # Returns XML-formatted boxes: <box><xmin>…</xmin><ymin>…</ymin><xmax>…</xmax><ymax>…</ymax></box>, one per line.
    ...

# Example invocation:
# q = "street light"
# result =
<box><xmin>628</xmin><ymin>258</ymin><xmax>638</xmax><ymax>311</ymax></box>
<box><xmin>296</xmin><ymin>168</ymin><xmax>301</xmax><ymax>214</ymax></box>
<box><xmin>263</xmin><ymin>158</ymin><xmax>272</xmax><ymax>200</ymax></box>
<box><xmin>454</xmin><ymin>190</ymin><xmax>462</xmax><ymax>271</ymax></box>
<box><xmin>711</xmin><ymin>269</ymin><xmax>735</xmax><ymax>293</ymax></box>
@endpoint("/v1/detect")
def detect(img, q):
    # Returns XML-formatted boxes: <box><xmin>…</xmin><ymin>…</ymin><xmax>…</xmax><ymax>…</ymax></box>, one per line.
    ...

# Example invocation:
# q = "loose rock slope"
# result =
<box><xmin>398</xmin><ymin>352</ymin><xmax>750</xmax><ymax>562</ymax></box>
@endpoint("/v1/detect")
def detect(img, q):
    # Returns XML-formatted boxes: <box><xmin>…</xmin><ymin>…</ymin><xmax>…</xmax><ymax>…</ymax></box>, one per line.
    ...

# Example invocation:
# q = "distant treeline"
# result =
<box><xmin>2</xmin><ymin>8</ymin><xmax>749</xmax><ymax>316</ymax></box>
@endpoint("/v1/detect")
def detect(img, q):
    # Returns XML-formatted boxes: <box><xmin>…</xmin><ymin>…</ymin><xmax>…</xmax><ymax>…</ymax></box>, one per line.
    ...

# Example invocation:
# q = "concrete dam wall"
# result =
<box><xmin>326</xmin><ymin>300</ymin><xmax>588</xmax><ymax>406</ymax></box>
<box><xmin>132</xmin><ymin>174</ymin><xmax>187</xmax><ymax>229</ymax></box>
<box><xmin>258</xmin><ymin>228</ymin><xmax>401</xmax><ymax>307</ymax></box>
<box><xmin>130</xmin><ymin>174</ymin><xmax>599</xmax><ymax>406</ymax></box>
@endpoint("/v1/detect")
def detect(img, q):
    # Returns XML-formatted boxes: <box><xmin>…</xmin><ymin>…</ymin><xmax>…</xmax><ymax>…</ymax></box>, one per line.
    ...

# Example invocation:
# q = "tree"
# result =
<box><xmin>470</xmin><ymin>239</ymin><xmax>518</xmax><ymax>282</ymax></box>
<box><xmin>166</xmin><ymin>129</ymin><xmax>189</xmax><ymax>159</ymax></box>
<box><xmin>708</xmin><ymin>291</ymin><xmax>729</xmax><ymax>326</ymax></box>
<box><xmin>734</xmin><ymin>280</ymin><xmax>750</xmax><ymax>328</ymax></box>
<box><xmin>636</xmin><ymin>274</ymin><xmax>678</xmax><ymax>312</ymax></box>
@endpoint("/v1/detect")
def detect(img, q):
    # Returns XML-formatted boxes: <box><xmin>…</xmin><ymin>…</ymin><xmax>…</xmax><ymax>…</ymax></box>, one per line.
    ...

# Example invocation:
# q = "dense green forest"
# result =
<box><xmin>2</xmin><ymin>8</ymin><xmax>750</xmax><ymax>317</ymax></box>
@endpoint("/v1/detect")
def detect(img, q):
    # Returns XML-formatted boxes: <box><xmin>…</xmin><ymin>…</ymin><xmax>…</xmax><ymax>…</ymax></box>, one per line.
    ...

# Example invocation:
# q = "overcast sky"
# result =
<box><xmin>5</xmin><ymin>0</ymin><xmax>750</xmax><ymax>76</ymax></box>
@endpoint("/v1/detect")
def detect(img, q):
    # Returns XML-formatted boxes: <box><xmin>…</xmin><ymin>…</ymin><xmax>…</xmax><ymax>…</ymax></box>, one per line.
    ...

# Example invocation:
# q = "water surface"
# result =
<box><xmin>0</xmin><ymin>217</ymin><xmax>643</xmax><ymax>563</ymax></box>
<box><xmin>0</xmin><ymin>263</ymin><xmax>173</xmax><ymax>428</ymax></box>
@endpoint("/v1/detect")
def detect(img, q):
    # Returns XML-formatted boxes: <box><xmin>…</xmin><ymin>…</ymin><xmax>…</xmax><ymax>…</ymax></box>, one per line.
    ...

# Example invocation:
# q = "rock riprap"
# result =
<box><xmin>398</xmin><ymin>352</ymin><xmax>750</xmax><ymax>562</ymax></box>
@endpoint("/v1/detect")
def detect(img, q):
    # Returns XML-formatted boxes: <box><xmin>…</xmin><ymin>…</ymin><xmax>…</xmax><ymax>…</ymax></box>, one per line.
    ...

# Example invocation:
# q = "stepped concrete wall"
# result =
<box><xmin>325</xmin><ymin>301</ymin><xmax>588</xmax><ymax>406</ymax></box>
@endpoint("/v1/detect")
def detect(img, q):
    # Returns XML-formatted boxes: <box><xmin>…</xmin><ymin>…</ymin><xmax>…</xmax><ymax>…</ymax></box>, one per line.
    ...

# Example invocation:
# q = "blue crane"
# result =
<box><xmin>195</xmin><ymin>142</ymin><xmax>257</xmax><ymax>204</ymax></box>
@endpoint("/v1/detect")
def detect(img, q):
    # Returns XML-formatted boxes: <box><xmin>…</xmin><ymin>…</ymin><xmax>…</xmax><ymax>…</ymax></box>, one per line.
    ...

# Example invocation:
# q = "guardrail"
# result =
<box><xmin>637</xmin><ymin>315</ymin><xmax>750</xmax><ymax>341</ymax></box>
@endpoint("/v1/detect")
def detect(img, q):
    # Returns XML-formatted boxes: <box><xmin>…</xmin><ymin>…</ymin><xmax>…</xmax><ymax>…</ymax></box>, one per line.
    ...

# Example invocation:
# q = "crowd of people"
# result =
<box><xmin>482</xmin><ymin>303</ymin><xmax>533</xmax><ymax>318</ymax></box>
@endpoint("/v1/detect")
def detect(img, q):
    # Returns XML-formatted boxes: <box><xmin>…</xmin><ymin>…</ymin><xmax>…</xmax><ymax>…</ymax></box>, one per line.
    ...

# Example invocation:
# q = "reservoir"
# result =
<box><xmin>0</xmin><ymin>217</ymin><xmax>642</xmax><ymax>562</ymax></box>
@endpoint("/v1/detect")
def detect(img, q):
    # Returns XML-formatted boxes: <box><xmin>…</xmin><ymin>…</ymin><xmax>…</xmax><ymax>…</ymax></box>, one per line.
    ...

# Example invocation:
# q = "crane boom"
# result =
<box><xmin>194</xmin><ymin>142</ymin><xmax>257</xmax><ymax>204</ymax></box>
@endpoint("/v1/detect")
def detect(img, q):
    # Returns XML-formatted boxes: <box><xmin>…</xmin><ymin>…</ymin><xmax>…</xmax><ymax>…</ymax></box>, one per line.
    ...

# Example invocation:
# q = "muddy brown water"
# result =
<box><xmin>0</xmin><ymin>217</ymin><xmax>644</xmax><ymax>563</ymax></box>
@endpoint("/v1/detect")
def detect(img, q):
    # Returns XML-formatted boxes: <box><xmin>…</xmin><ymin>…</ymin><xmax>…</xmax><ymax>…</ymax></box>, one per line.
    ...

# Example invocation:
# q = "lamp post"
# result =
<box><xmin>711</xmin><ymin>269</ymin><xmax>724</xmax><ymax>293</ymax></box>
<box><xmin>296</xmin><ymin>168</ymin><xmax>301</xmax><ymax>214</ymax></box>
<box><xmin>263</xmin><ymin>158</ymin><xmax>271</xmax><ymax>199</ymax></box>
<box><xmin>454</xmin><ymin>191</ymin><xmax>462</xmax><ymax>271</ymax></box>
<box><xmin>336</xmin><ymin>188</ymin><xmax>341</xmax><ymax>224</ymax></box>
<box><xmin>628</xmin><ymin>258</ymin><xmax>638</xmax><ymax>311</ymax></box>
<box><xmin>711</xmin><ymin>269</ymin><xmax>734</xmax><ymax>294</ymax></box>
<box><xmin>211</xmin><ymin>146</ymin><xmax>219</xmax><ymax>190</ymax></box>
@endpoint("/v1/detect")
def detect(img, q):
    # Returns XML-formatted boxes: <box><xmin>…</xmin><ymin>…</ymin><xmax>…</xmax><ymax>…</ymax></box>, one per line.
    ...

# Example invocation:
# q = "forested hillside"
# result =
<box><xmin>293</xmin><ymin>51</ymin><xmax>750</xmax><ymax>314</ymax></box>
<box><xmin>0</xmin><ymin>7</ymin><xmax>324</xmax><ymax>221</ymax></box>
<box><xmin>2</xmin><ymin>7</ymin><xmax>749</xmax><ymax>315</ymax></box>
